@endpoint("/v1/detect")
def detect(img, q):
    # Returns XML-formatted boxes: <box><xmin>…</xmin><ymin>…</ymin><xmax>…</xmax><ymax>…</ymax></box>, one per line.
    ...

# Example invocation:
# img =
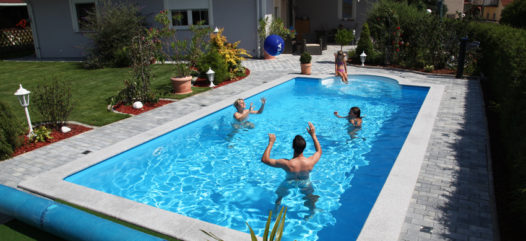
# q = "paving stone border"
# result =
<box><xmin>0</xmin><ymin>45</ymin><xmax>496</xmax><ymax>240</ymax></box>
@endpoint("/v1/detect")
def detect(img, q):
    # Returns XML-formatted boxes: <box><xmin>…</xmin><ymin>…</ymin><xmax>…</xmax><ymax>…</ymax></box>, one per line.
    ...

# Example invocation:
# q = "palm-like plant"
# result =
<box><xmin>247</xmin><ymin>206</ymin><xmax>287</xmax><ymax>241</ymax></box>
<box><xmin>201</xmin><ymin>206</ymin><xmax>287</xmax><ymax>241</ymax></box>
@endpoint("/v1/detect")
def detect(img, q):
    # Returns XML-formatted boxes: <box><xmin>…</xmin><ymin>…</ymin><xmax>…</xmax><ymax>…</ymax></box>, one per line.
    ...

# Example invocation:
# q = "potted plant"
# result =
<box><xmin>300</xmin><ymin>52</ymin><xmax>312</xmax><ymax>75</ymax></box>
<box><xmin>170</xmin><ymin>32</ymin><xmax>193</xmax><ymax>94</ymax></box>
<box><xmin>171</xmin><ymin>62</ymin><xmax>193</xmax><ymax>94</ymax></box>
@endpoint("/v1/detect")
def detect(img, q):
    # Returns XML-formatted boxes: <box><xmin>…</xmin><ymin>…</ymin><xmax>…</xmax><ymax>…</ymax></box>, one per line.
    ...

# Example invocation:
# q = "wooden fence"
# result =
<box><xmin>0</xmin><ymin>28</ymin><xmax>34</xmax><ymax>55</ymax></box>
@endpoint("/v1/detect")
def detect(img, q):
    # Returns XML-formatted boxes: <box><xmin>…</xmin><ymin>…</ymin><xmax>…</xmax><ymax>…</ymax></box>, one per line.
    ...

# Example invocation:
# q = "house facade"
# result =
<box><xmin>25</xmin><ymin>0</ymin><xmax>375</xmax><ymax>59</ymax></box>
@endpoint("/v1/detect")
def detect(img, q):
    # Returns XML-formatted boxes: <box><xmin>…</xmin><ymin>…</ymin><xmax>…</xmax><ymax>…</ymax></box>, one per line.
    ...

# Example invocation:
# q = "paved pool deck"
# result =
<box><xmin>0</xmin><ymin>45</ymin><xmax>497</xmax><ymax>240</ymax></box>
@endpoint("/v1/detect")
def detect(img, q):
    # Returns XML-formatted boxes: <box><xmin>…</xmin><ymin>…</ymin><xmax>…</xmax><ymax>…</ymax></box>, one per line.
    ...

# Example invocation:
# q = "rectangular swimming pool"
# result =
<box><xmin>20</xmin><ymin>74</ymin><xmax>444</xmax><ymax>241</ymax></box>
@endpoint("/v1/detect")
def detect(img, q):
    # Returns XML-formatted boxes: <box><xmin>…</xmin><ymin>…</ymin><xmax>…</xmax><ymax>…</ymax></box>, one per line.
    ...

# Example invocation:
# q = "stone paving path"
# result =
<box><xmin>0</xmin><ymin>45</ymin><xmax>496</xmax><ymax>240</ymax></box>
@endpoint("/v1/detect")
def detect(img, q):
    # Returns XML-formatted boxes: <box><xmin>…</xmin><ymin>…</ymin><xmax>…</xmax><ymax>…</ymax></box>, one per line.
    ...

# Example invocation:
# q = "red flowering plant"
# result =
<box><xmin>367</xmin><ymin>6</ymin><xmax>403</xmax><ymax>65</ymax></box>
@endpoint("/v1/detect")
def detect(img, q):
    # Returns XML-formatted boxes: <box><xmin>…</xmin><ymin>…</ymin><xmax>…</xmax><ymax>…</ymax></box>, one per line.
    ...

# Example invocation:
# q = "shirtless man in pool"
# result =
<box><xmin>261</xmin><ymin>122</ymin><xmax>322</xmax><ymax>219</ymax></box>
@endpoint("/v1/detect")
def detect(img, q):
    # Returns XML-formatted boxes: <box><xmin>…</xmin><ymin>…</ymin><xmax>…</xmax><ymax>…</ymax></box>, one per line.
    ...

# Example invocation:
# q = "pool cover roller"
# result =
<box><xmin>0</xmin><ymin>184</ymin><xmax>166</xmax><ymax>241</ymax></box>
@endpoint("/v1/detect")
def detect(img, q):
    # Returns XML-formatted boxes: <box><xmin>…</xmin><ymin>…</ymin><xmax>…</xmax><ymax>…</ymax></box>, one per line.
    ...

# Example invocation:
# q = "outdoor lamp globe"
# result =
<box><xmin>206</xmin><ymin>67</ymin><xmax>216</xmax><ymax>88</ymax></box>
<box><xmin>360</xmin><ymin>51</ymin><xmax>367</xmax><ymax>66</ymax></box>
<box><xmin>14</xmin><ymin>84</ymin><xmax>34</xmax><ymax>136</ymax></box>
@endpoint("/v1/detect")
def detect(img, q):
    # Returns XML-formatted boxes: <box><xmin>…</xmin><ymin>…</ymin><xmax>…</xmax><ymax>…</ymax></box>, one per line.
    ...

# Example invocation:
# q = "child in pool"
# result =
<box><xmin>334</xmin><ymin>106</ymin><xmax>362</xmax><ymax>127</ymax></box>
<box><xmin>335</xmin><ymin>107</ymin><xmax>362</xmax><ymax>139</ymax></box>
<box><xmin>335</xmin><ymin>50</ymin><xmax>348</xmax><ymax>83</ymax></box>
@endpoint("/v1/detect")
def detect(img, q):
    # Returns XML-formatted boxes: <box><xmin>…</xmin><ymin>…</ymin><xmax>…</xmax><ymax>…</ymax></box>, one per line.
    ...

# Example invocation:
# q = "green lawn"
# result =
<box><xmin>0</xmin><ymin>220</ymin><xmax>64</xmax><ymax>241</ymax></box>
<box><xmin>0</xmin><ymin>61</ymin><xmax>210</xmax><ymax>126</ymax></box>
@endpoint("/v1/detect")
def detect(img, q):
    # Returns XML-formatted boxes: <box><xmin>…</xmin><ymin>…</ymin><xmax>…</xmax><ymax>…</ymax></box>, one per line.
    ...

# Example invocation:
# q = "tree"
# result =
<box><xmin>354</xmin><ymin>23</ymin><xmax>375</xmax><ymax>63</ymax></box>
<box><xmin>83</xmin><ymin>0</ymin><xmax>145</xmax><ymax>68</ymax></box>
<box><xmin>500</xmin><ymin>0</ymin><xmax>526</xmax><ymax>29</ymax></box>
<box><xmin>335</xmin><ymin>29</ymin><xmax>355</xmax><ymax>51</ymax></box>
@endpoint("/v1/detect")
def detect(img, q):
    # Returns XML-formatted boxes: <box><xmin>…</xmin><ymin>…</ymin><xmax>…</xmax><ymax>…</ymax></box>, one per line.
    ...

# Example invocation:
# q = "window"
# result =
<box><xmin>172</xmin><ymin>10</ymin><xmax>188</xmax><ymax>26</ymax></box>
<box><xmin>76</xmin><ymin>3</ymin><xmax>94</xmax><ymax>30</ymax></box>
<box><xmin>192</xmin><ymin>9</ymin><xmax>209</xmax><ymax>25</ymax></box>
<box><xmin>165</xmin><ymin>0</ymin><xmax>213</xmax><ymax>28</ymax></box>
<box><xmin>69</xmin><ymin>0</ymin><xmax>95</xmax><ymax>32</ymax></box>
<box><xmin>171</xmin><ymin>9</ymin><xmax>209</xmax><ymax>26</ymax></box>
<box><xmin>338</xmin><ymin>0</ymin><xmax>356</xmax><ymax>20</ymax></box>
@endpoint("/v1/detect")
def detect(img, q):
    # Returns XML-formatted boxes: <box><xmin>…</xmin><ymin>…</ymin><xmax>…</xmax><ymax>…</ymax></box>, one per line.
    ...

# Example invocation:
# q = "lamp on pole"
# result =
<box><xmin>360</xmin><ymin>51</ymin><xmax>367</xmax><ymax>66</ymax></box>
<box><xmin>214</xmin><ymin>27</ymin><xmax>219</xmax><ymax>33</ymax></box>
<box><xmin>206</xmin><ymin>67</ymin><xmax>215</xmax><ymax>88</ymax></box>
<box><xmin>14</xmin><ymin>84</ymin><xmax>34</xmax><ymax>136</ymax></box>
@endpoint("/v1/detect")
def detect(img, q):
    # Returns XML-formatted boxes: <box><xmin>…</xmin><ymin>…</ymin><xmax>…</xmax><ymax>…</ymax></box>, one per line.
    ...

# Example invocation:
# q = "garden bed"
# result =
<box><xmin>112</xmin><ymin>99</ymin><xmax>174</xmax><ymax>115</ymax></box>
<box><xmin>12</xmin><ymin>124</ymin><xmax>93</xmax><ymax>157</ymax></box>
<box><xmin>193</xmin><ymin>68</ymin><xmax>251</xmax><ymax>88</ymax></box>
<box><xmin>349</xmin><ymin>62</ymin><xmax>457</xmax><ymax>76</ymax></box>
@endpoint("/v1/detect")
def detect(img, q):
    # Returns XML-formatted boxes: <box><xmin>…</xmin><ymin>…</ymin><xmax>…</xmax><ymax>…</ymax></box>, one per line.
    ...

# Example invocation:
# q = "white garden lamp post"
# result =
<box><xmin>206</xmin><ymin>67</ymin><xmax>215</xmax><ymax>88</ymax></box>
<box><xmin>14</xmin><ymin>84</ymin><xmax>34</xmax><ymax>136</ymax></box>
<box><xmin>360</xmin><ymin>51</ymin><xmax>367</xmax><ymax>66</ymax></box>
<box><xmin>214</xmin><ymin>27</ymin><xmax>219</xmax><ymax>33</ymax></box>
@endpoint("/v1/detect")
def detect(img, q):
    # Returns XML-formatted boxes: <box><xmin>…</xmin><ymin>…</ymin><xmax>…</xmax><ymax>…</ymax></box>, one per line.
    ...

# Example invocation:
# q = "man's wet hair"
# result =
<box><xmin>292</xmin><ymin>135</ymin><xmax>306</xmax><ymax>154</ymax></box>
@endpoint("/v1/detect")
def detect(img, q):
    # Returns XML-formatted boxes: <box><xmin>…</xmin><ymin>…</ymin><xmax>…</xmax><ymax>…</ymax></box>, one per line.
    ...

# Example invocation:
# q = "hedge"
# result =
<box><xmin>468</xmin><ymin>22</ymin><xmax>526</xmax><ymax>239</ymax></box>
<box><xmin>0</xmin><ymin>101</ymin><xmax>24</xmax><ymax>160</ymax></box>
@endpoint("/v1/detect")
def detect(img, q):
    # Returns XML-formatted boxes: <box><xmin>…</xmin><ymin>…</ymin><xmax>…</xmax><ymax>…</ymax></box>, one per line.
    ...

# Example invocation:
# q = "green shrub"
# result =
<box><xmin>188</xmin><ymin>22</ymin><xmax>212</xmax><ymax>67</ymax></box>
<box><xmin>197</xmin><ymin>47</ymin><xmax>229</xmax><ymax>84</ymax></box>
<box><xmin>467</xmin><ymin>22</ymin><xmax>526</xmax><ymax>239</ymax></box>
<box><xmin>366</xmin><ymin>0</ymin><xmax>465</xmax><ymax>68</ymax></box>
<box><xmin>110</xmin><ymin>34</ymin><xmax>159</xmax><ymax>106</ymax></box>
<box><xmin>500</xmin><ymin>0</ymin><xmax>526</xmax><ymax>29</ymax></box>
<box><xmin>423</xmin><ymin>64</ymin><xmax>434</xmax><ymax>72</ymax></box>
<box><xmin>83</xmin><ymin>0</ymin><xmax>145</xmax><ymax>68</ymax></box>
<box><xmin>269</xmin><ymin>18</ymin><xmax>294</xmax><ymax>39</ymax></box>
<box><xmin>354</xmin><ymin>23</ymin><xmax>377</xmax><ymax>64</ymax></box>
<box><xmin>30</xmin><ymin>126</ymin><xmax>52</xmax><ymax>143</ymax></box>
<box><xmin>33</xmin><ymin>78</ymin><xmax>73</xmax><ymax>130</ymax></box>
<box><xmin>0</xmin><ymin>101</ymin><xmax>24</xmax><ymax>160</ymax></box>
<box><xmin>335</xmin><ymin>29</ymin><xmax>355</xmax><ymax>51</ymax></box>
<box><xmin>300</xmin><ymin>52</ymin><xmax>312</xmax><ymax>64</ymax></box>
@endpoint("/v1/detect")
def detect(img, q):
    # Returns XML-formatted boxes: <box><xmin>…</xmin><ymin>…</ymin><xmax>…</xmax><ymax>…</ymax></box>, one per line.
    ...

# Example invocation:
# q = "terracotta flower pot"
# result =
<box><xmin>301</xmin><ymin>63</ymin><xmax>312</xmax><ymax>75</ymax></box>
<box><xmin>264</xmin><ymin>50</ymin><xmax>276</xmax><ymax>60</ymax></box>
<box><xmin>171</xmin><ymin>76</ymin><xmax>192</xmax><ymax>94</ymax></box>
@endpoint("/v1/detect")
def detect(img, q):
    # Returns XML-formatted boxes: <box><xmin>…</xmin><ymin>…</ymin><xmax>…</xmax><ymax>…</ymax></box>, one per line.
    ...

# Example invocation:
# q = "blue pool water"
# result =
<box><xmin>66</xmin><ymin>75</ymin><xmax>428</xmax><ymax>241</ymax></box>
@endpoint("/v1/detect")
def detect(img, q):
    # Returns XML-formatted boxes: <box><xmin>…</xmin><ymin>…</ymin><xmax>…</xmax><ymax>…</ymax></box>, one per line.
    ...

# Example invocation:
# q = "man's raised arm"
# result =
<box><xmin>261</xmin><ymin>133</ymin><xmax>278</xmax><ymax>166</ymax></box>
<box><xmin>307</xmin><ymin>122</ymin><xmax>322</xmax><ymax>164</ymax></box>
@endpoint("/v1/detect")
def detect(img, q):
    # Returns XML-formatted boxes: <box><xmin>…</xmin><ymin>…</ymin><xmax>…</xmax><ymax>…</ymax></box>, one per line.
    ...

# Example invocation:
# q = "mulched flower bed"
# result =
<box><xmin>193</xmin><ymin>68</ymin><xmax>251</xmax><ymax>88</ymax></box>
<box><xmin>12</xmin><ymin>124</ymin><xmax>93</xmax><ymax>157</ymax></box>
<box><xmin>113</xmin><ymin>99</ymin><xmax>174</xmax><ymax>115</ymax></box>
<box><xmin>349</xmin><ymin>61</ymin><xmax>456</xmax><ymax>75</ymax></box>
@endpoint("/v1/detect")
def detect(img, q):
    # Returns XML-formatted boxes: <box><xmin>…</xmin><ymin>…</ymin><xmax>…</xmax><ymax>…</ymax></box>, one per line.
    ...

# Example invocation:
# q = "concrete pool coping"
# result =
<box><xmin>19</xmin><ymin>73</ymin><xmax>444</xmax><ymax>241</ymax></box>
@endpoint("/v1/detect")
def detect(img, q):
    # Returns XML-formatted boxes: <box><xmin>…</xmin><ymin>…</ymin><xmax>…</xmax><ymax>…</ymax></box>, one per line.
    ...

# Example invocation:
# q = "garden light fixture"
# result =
<box><xmin>214</xmin><ymin>27</ymin><xmax>219</xmax><ymax>33</ymax></box>
<box><xmin>206</xmin><ymin>67</ymin><xmax>215</xmax><ymax>88</ymax></box>
<box><xmin>360</xmin><ymin>51</ymin><xmax>367</xmax><ymax>66</ymax></box>
<box><xmin>14</xmin><ymin>84</ymin><xmax>34</xmax><ymax>136</ymax></box>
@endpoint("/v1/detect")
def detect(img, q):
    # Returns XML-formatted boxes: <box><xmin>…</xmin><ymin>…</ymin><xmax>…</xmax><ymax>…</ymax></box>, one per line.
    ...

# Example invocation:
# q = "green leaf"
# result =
<box><xmin>263</xmin><ymin>210</ymin><xmax>272</xmax><ymax>241</ymax></box>
<box><xmin>276</xmin><ymin>207</ymin><xmax>287</xmax><ymax>241</ymax></box>
<box><xmin>246</xmin><ymin>222</ymin><xmax>258</xmax><ymax>241</ymax></box>
<box><xmin>269</xmin><ymin>206</ymin><xmax>284</xmax><ymax>241</ymax></box>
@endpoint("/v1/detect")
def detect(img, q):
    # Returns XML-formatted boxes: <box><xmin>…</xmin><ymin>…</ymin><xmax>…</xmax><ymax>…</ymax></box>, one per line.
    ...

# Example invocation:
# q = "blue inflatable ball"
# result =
<box><xmin>264</xmin><ymin>34</ymin><xmax>285</xmax><ymax>56</ymax></box>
